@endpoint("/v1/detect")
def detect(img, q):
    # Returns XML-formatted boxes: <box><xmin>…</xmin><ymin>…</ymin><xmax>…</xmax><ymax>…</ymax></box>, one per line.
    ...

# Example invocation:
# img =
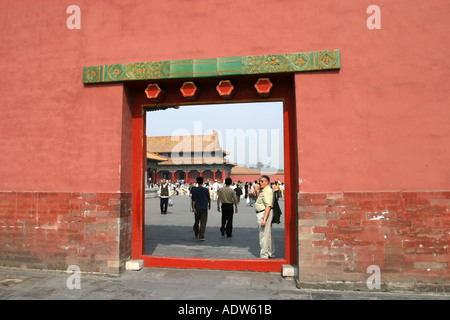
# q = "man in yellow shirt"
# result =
<box><xmin>254</xmin><ymin>175</ymin><xmax>275</xmax><ymax>259</ymax></box>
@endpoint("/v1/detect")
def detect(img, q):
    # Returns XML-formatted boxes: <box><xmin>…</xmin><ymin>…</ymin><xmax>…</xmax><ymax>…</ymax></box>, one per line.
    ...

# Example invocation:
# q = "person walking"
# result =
<box><xmin>273</xmin><ymin>181</ymin><xmax>280</xmax><ymax>201</ymax></box>
<box><xmin>212</xmin><ymin>179</ymin><xmax>220</xmax><ymax>201</ymax></box>
<box><xmin>234</xmin><ymin>182</ymin><xmax>243</xmax><ymax>204</ymax></box>
<box><xmin>244</xmin><ymin>182</ymin><xmax>249</xmax><ymax>199</ymax></box>
<box><xmin>158</xmin><ymin>179</ymin><xmax>171</xmax><ymax>215</ymax></box>
<box><xmin>217</xmin><ymin>177</ymin><xmax>238</xmax><ymax>237</ymax></box>
<box><xmin>191</xmin><ymin>176</ymin><xmax>211</xmax><ymax>241</ymax></box>
<box><xmin>248</xmin><ymin>183</ymin><xmax>254</xmax><ymax>207</ymax></box>
<box><xmin>254</xmin><ymin>175</ymin><xmax>275</xmax><ymax>259</ymax></box>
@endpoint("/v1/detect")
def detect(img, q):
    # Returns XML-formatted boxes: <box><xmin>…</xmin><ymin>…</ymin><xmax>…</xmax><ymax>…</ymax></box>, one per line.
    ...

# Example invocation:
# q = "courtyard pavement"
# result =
<box><xmin>0</xmin><ymin>266</ymin><xmax>448</xmax><ymax>301</ymax></box>
<box><xmin>144</xmin><ymin>194</ymin><xmax>285</xmax><ymax>259</ymax></box>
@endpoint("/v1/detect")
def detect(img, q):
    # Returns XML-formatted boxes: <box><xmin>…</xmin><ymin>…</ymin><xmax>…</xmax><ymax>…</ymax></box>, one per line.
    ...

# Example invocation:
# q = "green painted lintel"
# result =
<box><xmin>83</xmin><ymin>49</ymin><xmax>340</xmax><ymax>84</ymax></box>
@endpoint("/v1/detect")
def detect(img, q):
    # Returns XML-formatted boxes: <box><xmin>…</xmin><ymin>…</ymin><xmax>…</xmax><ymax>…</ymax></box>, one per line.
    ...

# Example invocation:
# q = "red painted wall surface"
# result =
<box><xmin>1</xmin><ymin>0</ymin><xmax>449</xmax><ymax>193</ymax></box>
<box><xmin>295</xmin><ymin>1</ymin><xmax>450</xmax><ymax>192</ymax></box>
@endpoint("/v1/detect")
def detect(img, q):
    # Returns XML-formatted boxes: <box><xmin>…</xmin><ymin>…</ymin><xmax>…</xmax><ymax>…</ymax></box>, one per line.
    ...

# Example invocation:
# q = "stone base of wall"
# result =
<box><xmin>2</xmin><ymin>189</ymin><xmax>448</xmax><ymax>290</ymax></box>
<box><xmin>0</xmin><ymin>192</ymin><xmax>132</xmax><ymax>274</ymax></box>
<box><xmin>298</xmin><ymin>191</ymin><xmax>450</xmax><ymax>292</ymax></box>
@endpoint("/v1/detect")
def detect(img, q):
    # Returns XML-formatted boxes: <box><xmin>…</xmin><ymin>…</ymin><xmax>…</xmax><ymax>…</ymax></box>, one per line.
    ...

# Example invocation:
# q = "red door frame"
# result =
<box><xmin>131</xmin><ymin>74</ymin><xmax>298</xmax><ymax>272</ymax></box>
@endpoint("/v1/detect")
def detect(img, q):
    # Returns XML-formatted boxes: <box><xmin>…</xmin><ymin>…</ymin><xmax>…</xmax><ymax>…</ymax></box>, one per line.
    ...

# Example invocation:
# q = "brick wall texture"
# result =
<box><xmin>1</xmin><ymin>190</ymin><xmax>449</xmax><ymax>291</ymax></box>
<box><xmin>298</xmin><ymin>191</ymin><xmax>450</xmax><ymax>292</ymax></box>
<box><xmin>0</xmin><ymin>192</ymin><xmax>132</xmax><ymax>274</ymax></box>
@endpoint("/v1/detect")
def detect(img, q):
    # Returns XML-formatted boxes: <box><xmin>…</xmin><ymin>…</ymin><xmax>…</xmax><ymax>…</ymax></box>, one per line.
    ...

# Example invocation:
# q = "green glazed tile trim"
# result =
<box><xmin>83</xmin><ymin>49</ymin><xmax>340</xmax><ymax>84</ymax></box>
<box><xmin>106</xmin><ymin>64</ymin><xmax>126</xmax><ymax>81</ymax></box>
<box><xmin>193</xmin><ymin>58</ymin><xmax>217</xmax><ymax>77</ymax></box>
<box><xmin>170</xmin><ymin>59</ymin><xmax>194</xmax><ymax>78</ymax></box>
<box><xmin>217</xmin><ymin>56</ymin><xmax>242</xmax><ymax>76</ymax></box>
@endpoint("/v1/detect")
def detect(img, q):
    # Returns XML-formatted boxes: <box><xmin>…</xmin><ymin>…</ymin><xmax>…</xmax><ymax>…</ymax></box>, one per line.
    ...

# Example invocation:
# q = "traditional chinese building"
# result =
<box><xmin>146</xmin><ymin>131</ymin><xmax>236</xmax><ymax>183</ymax></box>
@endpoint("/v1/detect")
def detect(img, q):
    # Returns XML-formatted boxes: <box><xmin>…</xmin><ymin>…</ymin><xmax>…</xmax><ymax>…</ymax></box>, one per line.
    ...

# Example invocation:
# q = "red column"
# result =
<box><xmin>131</xmin><ymin>99</ymin><xmax>145</xmax><ymax>259</ymax></box>
<box><xmin>171</xmin><ymin>170</ymin><xmax>175</xmax><ymax>182</ymax></box>
<box><xmin>200</xmin><ymin>170</ymin><xmax>203</xmax><ymax>177</ymax></box>
<box><xmin>213</xmin><ymin>170</ymin><xmax>216</xmax><ymax>180</ymax></box>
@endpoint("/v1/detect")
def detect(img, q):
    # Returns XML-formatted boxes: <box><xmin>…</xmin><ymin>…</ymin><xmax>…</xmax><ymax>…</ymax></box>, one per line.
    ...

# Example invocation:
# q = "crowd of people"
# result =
<box><xmin>151</xmin><ymin>178</ymin><xmax>285</xmax><ymax>203</ymax></box>
<box><xmin>154</xmin><ymin>177</ymin><xmax>284</xmax><ymax>259</ymax></box>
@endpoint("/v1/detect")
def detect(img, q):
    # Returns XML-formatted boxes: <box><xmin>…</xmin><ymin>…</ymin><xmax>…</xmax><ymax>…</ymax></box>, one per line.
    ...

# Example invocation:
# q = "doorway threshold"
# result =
<box><xmin>142</xmin><ymin>255</ymin><xmax>285</xmax><ymax>272</ymax></box>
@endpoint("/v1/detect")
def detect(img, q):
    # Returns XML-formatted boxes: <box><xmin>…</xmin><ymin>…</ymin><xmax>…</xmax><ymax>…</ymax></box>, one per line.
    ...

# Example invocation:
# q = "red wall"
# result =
<box><xmin>0</xmin><ymin>191</ymin><xmax>132</xmax><ymax>273</ymax></box>
<box><xmin>296</xmin><ymin>1</ymin><xmax>450</xmax><ymax>192</ymax></box>
<box><xmin>0</xmin><ymin>1</ymin><xmax>449</xmax><ymax>285</ymax></box>
<box><xmin>299</xmin><ymin>191</ymin><xmax>449</xmax><ymax>290</ymax></box>
<box><xmin>1</xmin><ymin>0</ymin><xmax>449</xmax><ymax>193</ymax></box>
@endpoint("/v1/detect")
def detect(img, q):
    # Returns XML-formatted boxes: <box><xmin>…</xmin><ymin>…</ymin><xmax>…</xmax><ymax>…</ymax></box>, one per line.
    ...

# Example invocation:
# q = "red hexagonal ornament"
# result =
<box><xmin>180</xmin><ymin>82</ymin><xmax>199</xmax><ymax>101</ymax></box>
<box><xmin>145</xmin><ymin>83</ymin><xmax>165</xmax><ymax>102</ymax></box>
<box><xmin>254</xmin><ymin>78</ymin><xmax>273</xmax><ymax>98</ymax></box>
<box><xmin>216</xmin><ymin>80</ymin><xmax>234</xmax><ymax>100</ymax></box>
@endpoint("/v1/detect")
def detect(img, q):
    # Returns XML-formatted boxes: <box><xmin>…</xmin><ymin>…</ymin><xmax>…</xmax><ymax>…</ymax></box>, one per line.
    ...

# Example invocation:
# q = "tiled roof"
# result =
<box><xmin>147</xmin><ymin>130</ymin><xmax>227</xmax><ymax>154</ymax></box>
<box><xmin>147</xmin><ymin>152</ymin><xmax>168</xmax><ymax>162</ymax></box>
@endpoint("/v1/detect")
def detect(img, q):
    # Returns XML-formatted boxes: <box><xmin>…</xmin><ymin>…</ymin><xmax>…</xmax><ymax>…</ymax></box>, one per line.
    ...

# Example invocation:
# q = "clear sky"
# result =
<box><xmin>146</xmin><ymin>101</ymin><xmax>284</xmax><ymax>169</ymax></box>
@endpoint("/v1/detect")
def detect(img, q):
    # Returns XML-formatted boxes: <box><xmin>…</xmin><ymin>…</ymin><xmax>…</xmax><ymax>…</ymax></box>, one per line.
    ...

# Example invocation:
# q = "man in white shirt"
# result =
<box><xmin>158</xmin><ymin>179</ymin><xmax>171</xmax><ymax>215</ymax></box>
<box><xmin>212</xmin><ymin>180</ymin><xmax>219</xmax><ymax>200</ymax></box>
